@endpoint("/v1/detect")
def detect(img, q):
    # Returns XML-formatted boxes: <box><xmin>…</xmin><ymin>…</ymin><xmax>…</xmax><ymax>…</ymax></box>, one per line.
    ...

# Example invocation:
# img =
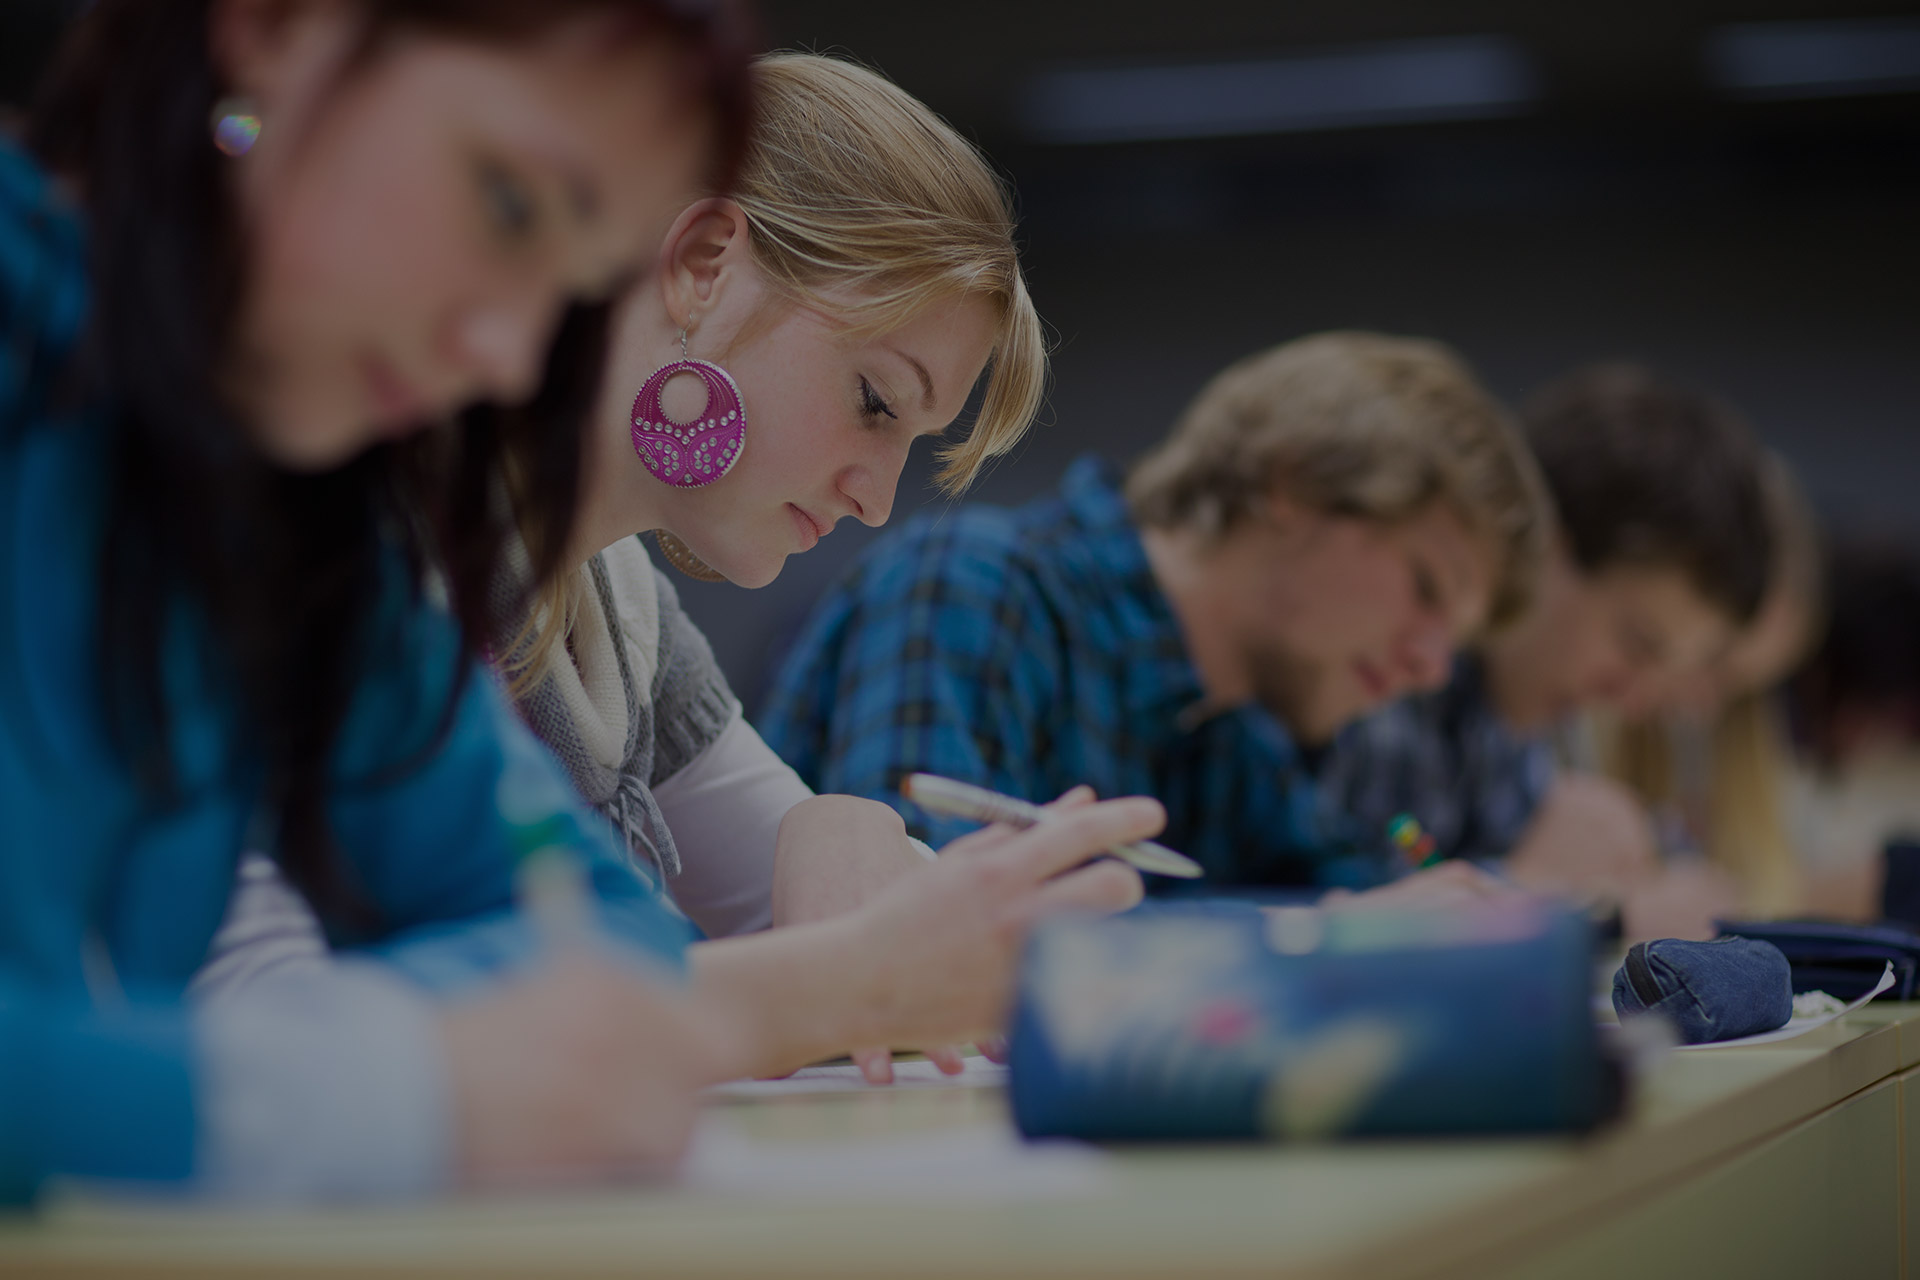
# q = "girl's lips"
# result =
<box><xmin>788</xmin><ymin>503</ymin><xmax>826</xmax><ymax>550</ymax></box>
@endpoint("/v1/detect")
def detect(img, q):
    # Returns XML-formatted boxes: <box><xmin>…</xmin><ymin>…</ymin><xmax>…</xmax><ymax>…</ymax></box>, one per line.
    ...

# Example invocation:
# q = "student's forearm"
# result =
<box><xmin>686</xmin><ymin>919</ymin><xmax>882</xmax><ymax>1080</ymax></box>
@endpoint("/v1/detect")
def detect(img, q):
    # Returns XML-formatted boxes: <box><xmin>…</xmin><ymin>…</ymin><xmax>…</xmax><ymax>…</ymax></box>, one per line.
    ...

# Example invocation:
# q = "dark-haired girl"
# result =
<box><xmin>0</xmin><ymin>0</ymin><xmax>757</xmax><ymax>1201</ymax></box>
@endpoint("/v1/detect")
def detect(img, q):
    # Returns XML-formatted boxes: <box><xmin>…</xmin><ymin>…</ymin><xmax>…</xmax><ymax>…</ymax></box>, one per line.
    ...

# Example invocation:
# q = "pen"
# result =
<box><xmin>900</xmin><ymin>773</ymin><xmax>1204</xmax><ymax>879</ymax></box>
<box><xmin>500</xmin><ymin>757</ymin><xmax>595</xmax><ymax>950</ymax></box>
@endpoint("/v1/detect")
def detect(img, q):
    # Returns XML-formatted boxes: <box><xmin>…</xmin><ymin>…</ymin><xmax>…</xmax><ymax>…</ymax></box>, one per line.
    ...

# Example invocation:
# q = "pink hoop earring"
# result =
<box><xmin>629</xmin><ymin>323</ymin><xmax>746</xmax><ymax>488</ymax></box>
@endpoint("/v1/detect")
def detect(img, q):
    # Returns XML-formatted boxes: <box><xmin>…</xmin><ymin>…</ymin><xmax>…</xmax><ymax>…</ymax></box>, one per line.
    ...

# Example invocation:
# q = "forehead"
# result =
<box><xmin>378</xmin><ymin>28</ymin><xmax>710</xmax><ymax>270</ymax></box>
<box><xmin>827</xmin><ymin>291</ymin><xmax>999</xmax><ymax>364</ymax></box>
<box><xmin>884</xmin><ymin>291</ymin><xmax>999</xmax><ymax>347</ymax></box>
<box><xmin>1395</xmin><ymin>502</ymin><xmax>1495</xmax><ymax>595</ymax></box>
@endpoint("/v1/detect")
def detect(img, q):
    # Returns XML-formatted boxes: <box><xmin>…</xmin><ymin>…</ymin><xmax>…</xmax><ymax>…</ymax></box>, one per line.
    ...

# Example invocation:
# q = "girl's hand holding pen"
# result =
<box><xmin>834</xmin><ymin>787</ymin><xmax>1160</xmax><ymax>1055</ymax></box>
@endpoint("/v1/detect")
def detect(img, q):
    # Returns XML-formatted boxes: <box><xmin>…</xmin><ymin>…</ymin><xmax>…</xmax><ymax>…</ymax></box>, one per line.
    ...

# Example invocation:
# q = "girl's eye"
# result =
<box><xmin>478</xmin><ymin>160</ymin><xmax>538</xmax><ymax>241</ymax></box>
<box><xmin>858</xmin><ymin>377</ymin><xmax>898</xmax><ymax>423</ymax></box>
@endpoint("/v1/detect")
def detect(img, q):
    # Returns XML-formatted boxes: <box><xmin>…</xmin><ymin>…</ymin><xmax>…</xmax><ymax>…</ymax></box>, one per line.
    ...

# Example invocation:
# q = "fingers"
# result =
<box><xmin>936</xmin><ymin>821</ymin><xmax>1025</xmax><ymax>860</ymax></box>
<box><xmin>925</xmin><ymin>1045</ymin><xmax>968</xmax><ymax>1075</ymax></box>
<box><xmin>976</xmin><ymin>1037</ymin><xmax>1009</xmax><ymax>1064</ymax></box>
<box><xmin>852</xmin><ymin>1047</ymin><xmax>967</xmax><ymax>1082</ymax></box>
<box><xmin>852</xmin><ymin>1046</ymin><xmax>895</xmax><ymax>1085</ymax></box>
<box><xmin>933</xmin><ymin>785</ymin><xmax>1101</xmax><ymax>860</ymax></box>
<box><xmin>1024</xmin><ymin>858</ymin><xmax>1145</xmax><ymax>919</ymax></box>
<box><xmin>1406</xmin><ymin>862</ymin><xmax>1512</xmax><ymax>900</ymax></box>
<box><xmin>981</xmin><ymin>796</ymin><xmax>1165</xmax><ymax>884</ymax></box>
<box><xmin>1328</xmin><ymin>862</ymin><xmax>1534</xmax><ymax>913</ymax></box>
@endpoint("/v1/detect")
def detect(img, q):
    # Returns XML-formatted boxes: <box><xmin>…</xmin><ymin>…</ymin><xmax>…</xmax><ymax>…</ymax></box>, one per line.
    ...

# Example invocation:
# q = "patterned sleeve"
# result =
<box><xmin>1454</xmin><ymin>726</ymin><xmax>1556</xmax><ymax>859</ymax></box>
<box><xmin>1317</xmin><ymin>702</ymin><xmax>1427</xmax><ymax>860</ymax></box>
<box><xmin>758</xmin><ymin>516</ymin><xmax>1068</xmax><ymax>848</ymax></box>
<box><xmin>1318</xmin><ymin>665</ymin><xmax>1554</xmax><ymax>864</ymax></box>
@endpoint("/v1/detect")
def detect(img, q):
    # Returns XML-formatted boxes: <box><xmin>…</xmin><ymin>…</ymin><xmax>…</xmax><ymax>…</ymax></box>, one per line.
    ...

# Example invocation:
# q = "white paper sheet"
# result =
<box><xmin>707</xmin><ymin>1056</ymin><xmax>1009</xmax><ymax>1097</ymax></box>
<box><xmin>1674</xmin><ymin>961</ymin><xmax>1896</xmax><ymax>1051</ymax></box>
<box><xmin>681</xmin><ymin>1118</ymin><xmax>1109</xmax><ymax>1201</ymax></box>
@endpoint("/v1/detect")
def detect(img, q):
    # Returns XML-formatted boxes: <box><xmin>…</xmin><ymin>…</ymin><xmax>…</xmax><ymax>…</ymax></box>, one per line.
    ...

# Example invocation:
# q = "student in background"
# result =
<box><xmin>1598</xmin><ymin>452</ymin><xmax>1824</xmax><ymax>917</ymax></box>
<box><xmin>759</xmin><ymin>332</ymin><xmax>1551</xmax><ymax>893</ymax></box>
<box><xmin>1788</xmin><ymin>542</ymin><xmax>1920</xmax><ymax>918</ymax></box>
<box><xmin>1319</xmin><ymin>365</ymin><xmax>1776</xmax><ymax>929</ymax></box>
<box><xmin>199</xmin><ymin>52</ymin><xmax>1145</xmax><ymax>1089</ymax></box>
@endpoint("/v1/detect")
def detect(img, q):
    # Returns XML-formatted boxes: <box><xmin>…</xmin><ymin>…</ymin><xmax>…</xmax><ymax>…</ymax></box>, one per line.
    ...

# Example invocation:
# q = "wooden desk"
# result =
<box><xmin>6</xmin><ymin>1007</ymin><xmax>1919</xmax><ymax>1280</ymax></box>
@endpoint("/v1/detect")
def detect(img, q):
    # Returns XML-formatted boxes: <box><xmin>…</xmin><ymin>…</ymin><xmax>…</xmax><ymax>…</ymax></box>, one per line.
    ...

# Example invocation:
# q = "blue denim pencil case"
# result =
<box><xmin>1611</xmin><ymin>936</ymin><xmax>1793</xmax><ymax>1044</ymax></box>
<box><xmin>1010</xmin><ymin>902</ymin><xmax>1619</xmax><ymax>1141</ymax></box>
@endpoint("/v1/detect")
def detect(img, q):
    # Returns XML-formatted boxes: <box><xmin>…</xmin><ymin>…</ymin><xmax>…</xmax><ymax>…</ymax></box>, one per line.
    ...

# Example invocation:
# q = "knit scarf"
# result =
<box><xmin>493</xmin><ymin>542</ymin><xmax>683</xmax><ymax>879</ymax></box>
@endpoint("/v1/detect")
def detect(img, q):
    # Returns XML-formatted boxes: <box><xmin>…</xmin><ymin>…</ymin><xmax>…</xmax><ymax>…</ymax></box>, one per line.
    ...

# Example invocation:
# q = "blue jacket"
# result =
<box><xmin>0</xmin><ymin>141</ymin><xmax>689</xmax><ymax>1202</ymax></box>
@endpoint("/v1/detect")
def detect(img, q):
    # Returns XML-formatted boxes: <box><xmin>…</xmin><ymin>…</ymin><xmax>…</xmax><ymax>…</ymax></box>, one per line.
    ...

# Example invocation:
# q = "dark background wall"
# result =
<box><xmin>7</xmin><ymin>1</ymin><xmax>1918</xmax><ymax>709</ymax></box>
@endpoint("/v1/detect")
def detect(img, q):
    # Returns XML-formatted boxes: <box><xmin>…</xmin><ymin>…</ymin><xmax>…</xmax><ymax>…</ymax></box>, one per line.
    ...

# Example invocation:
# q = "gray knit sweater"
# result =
<box><xmin>495</xmin><ymin>535</ymin><xmax>737</xmax><ymax>879</ymax></box>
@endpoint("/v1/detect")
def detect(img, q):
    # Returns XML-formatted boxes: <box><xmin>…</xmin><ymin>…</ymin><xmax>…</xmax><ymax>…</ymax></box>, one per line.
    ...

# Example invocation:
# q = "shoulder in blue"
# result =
<box><xmin>0</xmin><ymin>138</ymin><xmax>688</xmax><ymax>1201</ymax></box>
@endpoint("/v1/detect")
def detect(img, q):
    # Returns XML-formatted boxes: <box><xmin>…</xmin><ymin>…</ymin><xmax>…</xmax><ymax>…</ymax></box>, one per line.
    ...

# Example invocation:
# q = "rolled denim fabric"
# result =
<box><xmin>1011</xmin><ymin>902</ymin><xmax>1619</xmax><ymax>1141</ymax></box>
<box><xmin>1611</xmin><ymin>937</ymin><xmax>1793</xmax><ymax>1043</ymax></box>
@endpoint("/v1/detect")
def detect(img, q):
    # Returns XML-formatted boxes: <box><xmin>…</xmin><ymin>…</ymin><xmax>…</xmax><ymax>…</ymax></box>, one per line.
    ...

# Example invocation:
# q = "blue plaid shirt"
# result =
<box><xmin>758</xmin><ymin>456</ymin><xmax>1376</xmax><ymax>889</ymax></box>
<box><xmin>1317</xmin><ymin>654</ymin><xmax>1555</xmax><ymax>862</ymax></box>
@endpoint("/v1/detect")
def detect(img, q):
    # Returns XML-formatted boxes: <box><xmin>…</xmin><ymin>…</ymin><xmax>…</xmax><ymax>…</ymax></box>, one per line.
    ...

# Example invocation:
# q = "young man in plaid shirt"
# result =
<box><xmin>758</xmin><ymin>332</ymin><xmax>1549</xmax><ymax>890</ymax></box>
<box><xmin>1318</xmin><ymin>365</ymin><xmax>1779</xmax><ymax>908</ymax></box>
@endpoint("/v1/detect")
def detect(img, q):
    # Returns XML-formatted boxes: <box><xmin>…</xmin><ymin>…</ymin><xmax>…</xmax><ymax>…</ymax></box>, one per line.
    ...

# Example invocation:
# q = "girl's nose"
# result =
<box><xmin>449</xmin><ymin>294</ymin><xmax>555</xmax><ymax>405</ymax></box>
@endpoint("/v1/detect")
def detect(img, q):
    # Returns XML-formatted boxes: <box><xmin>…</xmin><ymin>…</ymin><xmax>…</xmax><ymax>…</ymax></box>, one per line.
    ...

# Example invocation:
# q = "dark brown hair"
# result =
<box><xmin>1792</xmin><ymin>540</ymin><xmax>1920</xmax><ymax>768</ymax></box>
<box><xmin>1523</xmin><ymin>364</ymin><xmax>1773</xmax><ymax>627</ymax></box>
<box><xmin>25</xmin><ymin>0</ymin><xmax>755</xmax><ymax>931</ymax></box>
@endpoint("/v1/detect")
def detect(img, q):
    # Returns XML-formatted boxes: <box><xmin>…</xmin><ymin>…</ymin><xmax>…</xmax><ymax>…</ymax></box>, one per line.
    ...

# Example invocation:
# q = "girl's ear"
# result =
<box><xmin>656</xmin><ymin>197</ymin><xmax>752</xmax><ymax>328</ymax></box>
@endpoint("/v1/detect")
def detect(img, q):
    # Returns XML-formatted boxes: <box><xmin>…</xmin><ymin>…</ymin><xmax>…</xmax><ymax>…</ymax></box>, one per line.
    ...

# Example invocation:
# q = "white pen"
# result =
<box><xmin>901</xmin><ymin>773</ymin><xmax>1204</xmax><ymax>879</ymax></box>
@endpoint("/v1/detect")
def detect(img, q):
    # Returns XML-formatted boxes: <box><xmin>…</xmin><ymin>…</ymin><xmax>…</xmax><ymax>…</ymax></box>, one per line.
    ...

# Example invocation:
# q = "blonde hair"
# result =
<box><xmin>1604</xmin><ymin>452</ymin><xmax>1825</xmax><ymax>915</ymax></box>
<box><xmin>1125</xmin><ymin>331</ymin><xmax>1551</xmax><ymax>629</ymax></box>
<box><xmin>503</xmin><ymin>52</ymin><xmax>1045</xmax><ymax>698</ymax></box>
<box><xmin>736</xmin><ymin>52</ymin><xmax>1044</xmax><ymax>490</ymax></box>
